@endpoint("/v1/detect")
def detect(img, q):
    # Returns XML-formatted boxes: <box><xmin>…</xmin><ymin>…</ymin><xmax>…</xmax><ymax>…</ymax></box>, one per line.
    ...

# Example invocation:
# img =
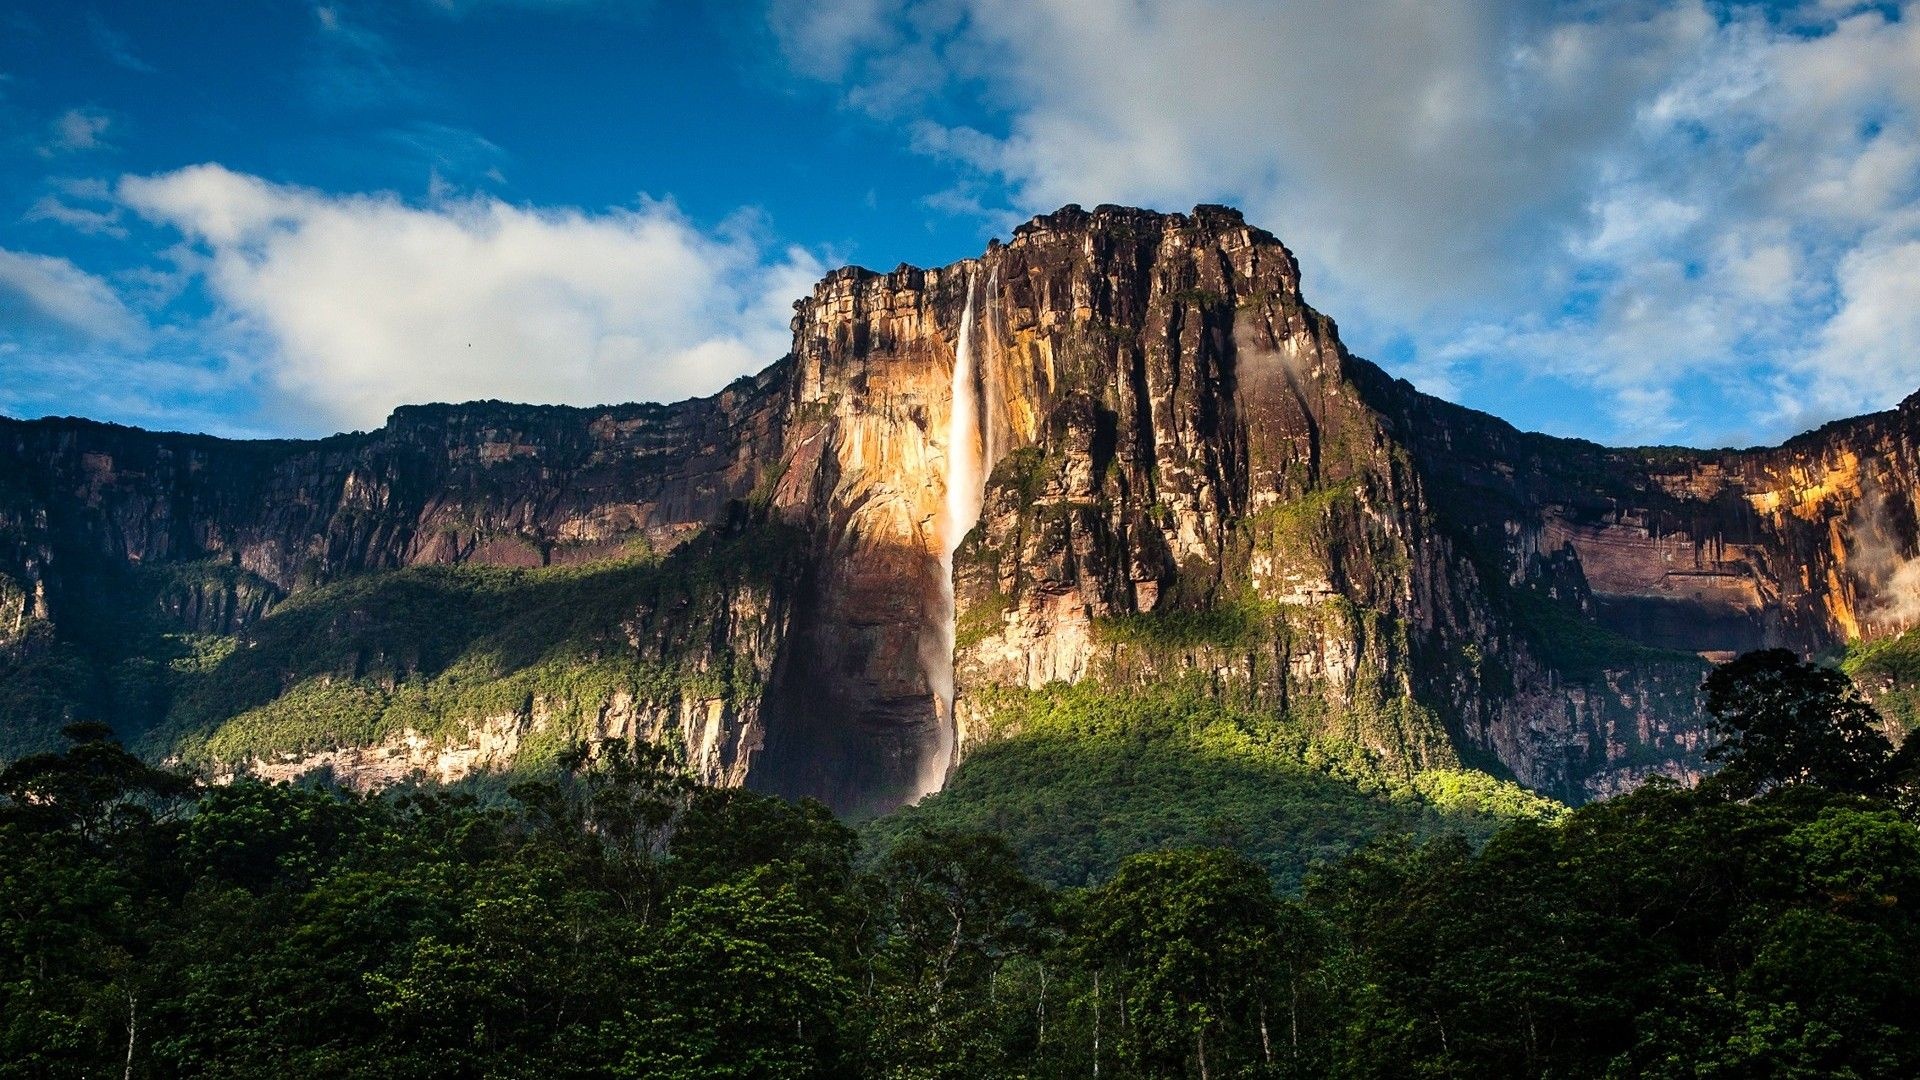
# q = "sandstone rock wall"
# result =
<box><xmin>3</xmin><ymin>204</ymin><xmax>1915</xmax><ymax>808</ymax></box>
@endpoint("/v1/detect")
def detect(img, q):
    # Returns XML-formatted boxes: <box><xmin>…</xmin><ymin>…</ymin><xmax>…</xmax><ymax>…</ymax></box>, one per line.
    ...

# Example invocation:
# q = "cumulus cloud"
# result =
<box><xmin>775</xmin><ymin>0</ymin><xmax>1711</xmax><ymax>306</ymax></box>
<box><xmin>774</xmin><ymin>0</ymin><xmax>1920</xmax><ymax>444</ymax></box>
<box><xmin>119</xmin><ymin>164</ymin><xmax>824</xmax><ymax>432</ymax></box>
<box><xmin>1803</xmin><ymin>240</ymin><xmax>1920</xmax><ymax>420</ymax></box>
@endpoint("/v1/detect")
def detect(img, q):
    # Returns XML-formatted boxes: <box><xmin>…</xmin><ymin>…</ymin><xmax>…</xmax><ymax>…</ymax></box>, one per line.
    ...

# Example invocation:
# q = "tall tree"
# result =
<box><xmin>862</xmin><ymin>829</ymin><xmax>1054</xmax><ymax>1077</ymax></box>
<box><xmin>1703</xmin><ymin>649</ymin><xmax>1893</xmax><ymax>797</ymax></box>
<box><xmin>1080</xmin><ymin>848</ymin><xmax>1284</xmax><ymax>1079</ymax></box>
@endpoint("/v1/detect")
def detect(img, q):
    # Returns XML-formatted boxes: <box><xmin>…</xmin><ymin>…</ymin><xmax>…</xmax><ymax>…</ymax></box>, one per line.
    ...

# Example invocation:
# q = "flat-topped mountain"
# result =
<box><xmin>3</xmin><ymin>204</ymin><xmax>1916</xmax><ymax>813</ymax></box>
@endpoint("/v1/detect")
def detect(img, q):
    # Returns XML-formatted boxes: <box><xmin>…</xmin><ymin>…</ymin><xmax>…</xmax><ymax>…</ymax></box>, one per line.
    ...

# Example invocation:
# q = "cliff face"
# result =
<box><xmin>750</xmin><ymin>264</ymin><xmax>969</xmax><ymax>813</ymax></box>
<box><xmin>2</xmin><ymin>205</ymin><xmax>1915</xmax><ymax>809</ymax></box>
<box><xmin>938</xmin><ymin>207</ymin><xmax>1722</xmax><ymax>800</ymax></box>
<box><xmin>0</xmin><ymin>377</ymin><xmax>794</xmax><ymax>777</ymax></box>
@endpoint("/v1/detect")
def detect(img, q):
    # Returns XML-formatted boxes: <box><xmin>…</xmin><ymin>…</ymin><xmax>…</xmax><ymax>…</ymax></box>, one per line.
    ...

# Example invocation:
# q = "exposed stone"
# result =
<box><xmin>2</xmin><ymin>204</ymin><xmax>1915</xmax><ymax>809</ymax></box>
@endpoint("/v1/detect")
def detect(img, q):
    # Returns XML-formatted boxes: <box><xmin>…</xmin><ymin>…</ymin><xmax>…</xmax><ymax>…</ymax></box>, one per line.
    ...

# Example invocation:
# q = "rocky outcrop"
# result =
<box><xmin>933</xmin><ymin>206</ymin><xmax>1735</xmax><ymax>800</ymax></box>
<box><xmin>1365</xmin><ymin>370</ymin><xmax>1920</xmax><ymax>656</ymax></box>
<box><xmin>2</xmin><ymin>204</ymin><xmax>1915</xmax><ymax>808</ymax></box>
<box><xmin>0</xmin><ymin>368</ymin><xmax>789</xmax><ymax>592</ymax></box>
<box><xmin>748</xmin><ymin>264</ymin><xmax>973</xmax><ymax>814</ymax></box>
<box><xmin>232</xmin><ymin>688</ymin><xmax>765</xmax><ymax>793</ymax></box>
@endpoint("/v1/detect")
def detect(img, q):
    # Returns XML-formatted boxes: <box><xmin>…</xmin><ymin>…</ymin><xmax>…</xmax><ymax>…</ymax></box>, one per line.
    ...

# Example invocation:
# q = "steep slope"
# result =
<box><xmin>2</xmin><ymin>204</ymin><xmax>1915</xmax><ymax>812</ymax></box>
<box><xmin>0</xmin><ymin>382</ymin><xmax>796</xmax><ymax>780</ymax></box>
<box><xmin>933</xmin><ymin>206</ymin><xmax>1917</xmax><ymax>801</ymax></box>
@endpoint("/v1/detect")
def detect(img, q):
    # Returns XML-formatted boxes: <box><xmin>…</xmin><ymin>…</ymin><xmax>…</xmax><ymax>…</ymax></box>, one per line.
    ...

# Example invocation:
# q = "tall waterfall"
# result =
<box><xmin>915</xmin><ymin>271</ymin><xmax>986</xmax><ymax>801</ymax></box>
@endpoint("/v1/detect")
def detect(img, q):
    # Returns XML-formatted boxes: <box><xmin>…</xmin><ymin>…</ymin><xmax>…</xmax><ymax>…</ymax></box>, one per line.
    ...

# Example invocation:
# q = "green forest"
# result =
<box><xmin>5</xmin><ymin>649</ymin><xmax>1920</xmax><ymax>1079</ymax></box>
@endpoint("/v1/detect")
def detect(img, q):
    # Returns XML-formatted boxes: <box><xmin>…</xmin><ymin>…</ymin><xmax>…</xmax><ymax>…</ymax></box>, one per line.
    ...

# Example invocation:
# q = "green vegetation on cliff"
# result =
<box><xmin>0</xmin><ymin>558</ymin><xmax>279</xmax><ymax>759</ymax></box>
<box><xmin>0</xmin><ymin>632</ymin><xmax>95</xmax><ymax>759</ymax></box>
<box><xmin>1085</xmin><ymin>589</ymin><xmax>1464</xmax><ymax>781</ymax></box>
<box><xmin>1843</xmin><ymin>628</ymin><xmax>1920</xmax><ymax>732</ymax></box>
<box><xmin>1508</xmin><ymin>583</ymin><xmax>1705</xmax><ymax>680</ymax></box>
<box><xmin>161</xmin><ymin>525</ymin><xmax>803</xmax><ymax>767</ymax></box>
<box><xmin>1093</xmin><ymin>598</ymin><xmax>1270</xmax><ymax>650</ymax></box>
<box><xmin>869</xmin><ymin>679</ymin><xmax>1558</xmax><ymax>889</ymax></box>
<box><xmin>0</xmin><ymin>524</ymin><xmax>804</xmax><ymax>770</ymax></box>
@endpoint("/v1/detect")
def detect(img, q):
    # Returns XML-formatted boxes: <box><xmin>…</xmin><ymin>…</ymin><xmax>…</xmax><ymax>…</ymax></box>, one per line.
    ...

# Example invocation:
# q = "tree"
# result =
<box><xmin>616</xmin><ymin>866</ymin><xmax>853</xmax><ymax>1079</ymax></box>
<box><xmin>510</xmin><ymin>738</ymin><xmax>696</xmax><ymax>926</ymax></box>
<box><xmin>0</xmin><ymin>722</ymin><xmax>194</xmax><ymax>843</ymax></box>
<box><xmin>665</xmin><ymin>788</ymin><xmax>856</xmax><ymax>905</ymax></box>
<box><xmin>1080</xmin><ymin>848</ymin><xmax>1284</xmax><ymax>1079</ymax></box>
<box><xmin>862</xmin><ymin>830</ymin><xmax>1054</xmax><ymax>1078</ymax></box>
<box><xmin>1702</xmin><ymin>650</ymin><xmax>1893</xmax><ymax>797</ymax></box>
<box><xmin>184</xmin><ymin>780</ymin><xmax>361</xmax><ymax>892</ymax></box>
<box><xmin>1883</xmin><ymin>735</ymin><xmax>1920</xmax><ymax>818</ymax></box>
<box><xmin>0</xmin><ymin>725</ymin><xmax>197</xmax><ymax>1079</ymax></box>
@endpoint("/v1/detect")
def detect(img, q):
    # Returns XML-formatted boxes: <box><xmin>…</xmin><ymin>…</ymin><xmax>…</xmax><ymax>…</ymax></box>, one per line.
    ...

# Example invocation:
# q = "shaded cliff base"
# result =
<box><xmin>1</xmin><ymin>460</ymin><xmax>1912</xmax><ymax>891</ymax></box>
<box><xmin>1</xmin><ymin>495</ymin><xmax>1573</xmax><ymax>882</ymax></box>
<box><xmin>864</xmin><ymin>678</ymin><xmax>1560</xmax><ymax>888</ymax></box>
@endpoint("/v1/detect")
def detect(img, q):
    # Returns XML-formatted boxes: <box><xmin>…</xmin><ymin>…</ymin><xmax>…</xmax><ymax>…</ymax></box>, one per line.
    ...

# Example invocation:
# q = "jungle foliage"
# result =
<box><xmin>865</xmin><ymin>679</ymin><xmax>1558</xmax><ymax>889</ymax></box>
<box><xmin>1842</xmin><ymin>627</ymin><xmax>1920</xmax><ymax>732</ymax></box>
<box><xmin>6</xmin><ymin>651</ymin><xmax>1920</xmax><ymax>1078</ymax></box>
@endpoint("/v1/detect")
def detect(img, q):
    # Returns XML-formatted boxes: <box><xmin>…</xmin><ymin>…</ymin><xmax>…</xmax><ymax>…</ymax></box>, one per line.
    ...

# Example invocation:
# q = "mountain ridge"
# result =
<box><xmin>2</xmin><ymin>202</ymin><xmax>1915</xmax><ymax>814</ymax></box>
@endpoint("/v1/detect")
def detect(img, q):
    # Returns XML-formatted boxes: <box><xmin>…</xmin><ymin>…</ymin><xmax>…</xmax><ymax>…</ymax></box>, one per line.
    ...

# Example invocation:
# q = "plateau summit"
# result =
<box><xmin>3</xmin><ymin>204</ymin><xmax>1916</xmax><ymax>815</ymax></box>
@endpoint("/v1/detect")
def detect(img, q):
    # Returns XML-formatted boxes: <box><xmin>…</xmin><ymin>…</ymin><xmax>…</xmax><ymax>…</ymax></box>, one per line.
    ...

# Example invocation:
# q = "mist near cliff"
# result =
<box><xmin>1853</xmin><ymin>487</ymin><xmax>1920</xmax><ymax>630</ymax></box>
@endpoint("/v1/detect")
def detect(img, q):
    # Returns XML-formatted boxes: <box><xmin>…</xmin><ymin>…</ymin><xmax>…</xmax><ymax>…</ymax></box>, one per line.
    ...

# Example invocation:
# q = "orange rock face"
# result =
<box><xmin>2</xmin><ymin>205</ymin><xmax>1915</xmax><ymax>809</ymax></box>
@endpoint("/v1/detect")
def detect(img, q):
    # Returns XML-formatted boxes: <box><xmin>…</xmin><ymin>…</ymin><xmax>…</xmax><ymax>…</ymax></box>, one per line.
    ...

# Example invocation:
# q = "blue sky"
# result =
<box><xmin>2</xmin><ymin>1</ymin><xmax>1918</xmax><ymax>446</ymax></box>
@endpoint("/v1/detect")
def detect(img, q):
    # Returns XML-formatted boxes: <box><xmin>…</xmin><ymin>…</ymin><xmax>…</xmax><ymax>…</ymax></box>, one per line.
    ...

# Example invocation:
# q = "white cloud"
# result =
<box><xmin>776</xmin><ymin>0</ymin><xmax>1920</xmax><ymax>444</ymax></box>
<box><xmin>1804</xmin><ymin>239</ymin><xmax>1920</xmax><ymax>416</ymax></box>
<box><xmin>768</xmin><ymin>0</ymin><xmax>895</xmax><ymax>80</ymax></box>
<box><xmin>23</xmin><ymin>193</ymin><xmax>126</xmax><ymax>237</ymax></box>
<box><xmin>777</xmin><ymin>0</ymin><xmax>1714</xmax><ymax>308</ymax></box>
<box><xmin>0</xmin><ymin>248</ymin><xmax>144</xmax><ymax>344</ymax></box>
<box><xmin>1575</xmin><ymin>191</ymin><xmax>1703</xmax><ymax>261</ymax></box>
<box><xmin>40</xmin><ymin>107</ymin><xmax>112</xmax><ymax>155</ymax></box>
<box><xmin>119</xmin><ymin>164</ymin><xmax>824</xmax><ymax>432</ymax></box>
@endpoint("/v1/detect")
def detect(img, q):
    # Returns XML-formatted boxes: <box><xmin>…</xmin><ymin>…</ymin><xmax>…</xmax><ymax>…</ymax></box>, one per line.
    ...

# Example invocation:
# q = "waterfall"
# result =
<box><xmin>915</xmin><ymin>270</ymin><xmax>987</xmax><ymax>801</ymax></box>
<box><xmin>983</xmin><ymin>266</ymin><xmax>1002</xmax><ymax>468</ymax></box>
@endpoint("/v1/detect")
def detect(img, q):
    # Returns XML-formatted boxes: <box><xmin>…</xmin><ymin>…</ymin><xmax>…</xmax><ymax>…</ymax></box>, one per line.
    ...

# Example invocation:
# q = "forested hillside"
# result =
<box><xmin>6</xmin><ymin>651</ymin><xmax>1918</xmax><ymax>1079</ymax></box>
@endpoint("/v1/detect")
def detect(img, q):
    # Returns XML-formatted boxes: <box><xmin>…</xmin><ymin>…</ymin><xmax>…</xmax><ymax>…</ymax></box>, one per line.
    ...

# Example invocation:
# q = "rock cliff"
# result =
<box><xmin>2</xmin><ymin>205</ymin><xmax>1915</xmax><ymax>810</ymax></box>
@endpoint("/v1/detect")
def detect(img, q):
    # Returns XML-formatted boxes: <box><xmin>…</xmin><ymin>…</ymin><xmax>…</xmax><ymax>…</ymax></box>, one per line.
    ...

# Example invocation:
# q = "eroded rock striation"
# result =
<box><xmin>2</xmin><ymin>205</ymin><xmax>1915</xmax><ymax>809</ymax></box>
